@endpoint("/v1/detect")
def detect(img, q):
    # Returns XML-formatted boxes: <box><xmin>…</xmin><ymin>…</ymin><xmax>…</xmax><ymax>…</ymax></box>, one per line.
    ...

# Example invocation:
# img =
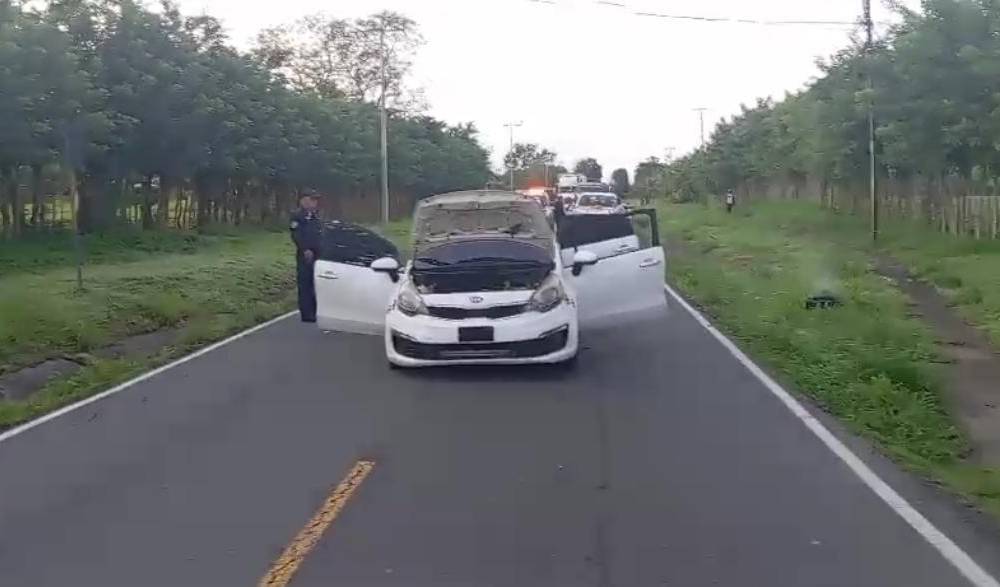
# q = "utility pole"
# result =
<box><xmin>693</xmin><ymin>107</ymin><xmax>708</xmax><ymax>147</ymax></box>
<box><xmin>379</xmin><ymin>25</ymin><xmax>390</xmax><ymax>225</ymax></box>
<box><xmin>504</xmin><ymin>121</ymin><xmax>523</xmax><ymax>191</ymax></box>
<box><xmin>864</xmin><ymin>0</ymin><xmax>878</xmax><ymax>241</ymax></box>
<box><xmin>64</xmin><ymin>129</ymin><xmax>83</xmax><ymax>291</ymax></box>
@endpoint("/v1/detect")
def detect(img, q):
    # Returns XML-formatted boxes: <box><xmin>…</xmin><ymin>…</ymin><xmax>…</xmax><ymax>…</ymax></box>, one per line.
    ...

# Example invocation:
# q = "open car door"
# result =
<box><xmin>558</xmin><ymin>212</ymin><xmax>641</xmax><ymax>266</ymax></box>
<box><xmin>314</xmin><ymin>222</ymin><xmax>401</xmax><ymax>335</ymax></box>
<box><xmin>560</xmin><ymin>209</ymin><xmax>668</xmax><ymax>329</ymax></box>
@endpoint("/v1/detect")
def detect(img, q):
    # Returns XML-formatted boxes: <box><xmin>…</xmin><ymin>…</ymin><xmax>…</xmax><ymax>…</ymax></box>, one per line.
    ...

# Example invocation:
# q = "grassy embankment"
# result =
<box><xmin>0</xmin><ymin>228</ymin><xmax>297</xmax><ymax>429</ymax></box>
<box><xmin>660</xmin><ymin>201</ymin><xmax>1000</xmax><ymax>516</ymax></box>
<box><xmin>882</xmin><ymin>223</ymin><xmax>1000</xmax><ymax>346</ymax></box>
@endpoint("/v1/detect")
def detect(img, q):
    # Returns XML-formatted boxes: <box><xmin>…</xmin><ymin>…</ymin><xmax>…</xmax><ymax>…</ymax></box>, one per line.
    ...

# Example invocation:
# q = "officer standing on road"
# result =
<box><xmin>290</xmin><ymin>190</ymin><xmax>323</xmax><ymax>323</ymax></box>
<box><xmin>553</xmin><ymin>194</ymin><xmax>566</xmax><ymax>226</ymax></box>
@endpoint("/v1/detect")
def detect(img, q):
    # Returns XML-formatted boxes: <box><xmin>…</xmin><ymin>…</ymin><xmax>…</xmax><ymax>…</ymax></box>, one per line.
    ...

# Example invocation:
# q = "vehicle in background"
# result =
<box><xmin>556</xmin><ymin>173</ymin><xmax>586</xmax><ymax>206</ymax></box>
<box><xmin>313</xmin><ymin>190</ymin><xmax>667</xmax><ymax>368</ymax></box>
<box><xmin>569</xmin><ymin>192</ymin><xmax>625</xmax><ymax>215</ymax></box>
<box><xmin>517</xmin><ymin>187</ymin><xmax>553</xmax><ymax>209</ymax></box>
<box><xmin>557</xmin><ymin>173</ymin><xmax>587</xmax><ymax>191</ymax></box>
<box><xmin>572</xmin><ymin>182</ymin><xmax>613</xmax><ymax>194</ymax></box>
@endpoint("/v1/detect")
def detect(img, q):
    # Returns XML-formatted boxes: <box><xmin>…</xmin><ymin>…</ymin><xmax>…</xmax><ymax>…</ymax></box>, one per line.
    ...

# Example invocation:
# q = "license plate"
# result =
<box><xmin>459</xmin><ymin>326</ymin><xmax>494</xmax><ymax>342</ymax></box>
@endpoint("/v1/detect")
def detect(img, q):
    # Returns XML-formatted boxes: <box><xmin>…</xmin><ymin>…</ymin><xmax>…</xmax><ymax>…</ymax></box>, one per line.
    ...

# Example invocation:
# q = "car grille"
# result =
<box><xmin>426</xmin><ymin>304</ymin><xmax>527</xmax><ymax>320</ymax></box>
<box><xmin>392</xmin><ymin>327</ymin><xmax>569</xmax><ymax>361</ymax></box>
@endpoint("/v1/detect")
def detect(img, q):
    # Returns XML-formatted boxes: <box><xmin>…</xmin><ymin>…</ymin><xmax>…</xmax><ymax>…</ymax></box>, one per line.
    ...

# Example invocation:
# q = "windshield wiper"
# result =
<box><xmin>413</xmin><ymin>256</ymin><xmax>451</xmax><ymax>266</ymax></box>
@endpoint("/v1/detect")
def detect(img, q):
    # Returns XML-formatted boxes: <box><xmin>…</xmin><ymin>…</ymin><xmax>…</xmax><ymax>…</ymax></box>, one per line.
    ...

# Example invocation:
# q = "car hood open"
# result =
<box><xmin>413</xmin><ymin>193</ymin><xmax>554</xmax><ymax>255</ymax></box>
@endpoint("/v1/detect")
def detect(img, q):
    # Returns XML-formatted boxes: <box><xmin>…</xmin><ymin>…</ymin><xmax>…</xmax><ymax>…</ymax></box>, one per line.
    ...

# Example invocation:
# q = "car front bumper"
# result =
<box><xmin>384</xmin><ymin>303</ymin><xmax>579</xmax><ymax>367</ymax></box>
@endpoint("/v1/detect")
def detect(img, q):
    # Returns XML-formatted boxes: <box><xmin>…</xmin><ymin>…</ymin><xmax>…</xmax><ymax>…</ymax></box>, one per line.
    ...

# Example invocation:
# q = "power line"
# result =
<box><xmin>529</xmin><ymin>0</ymin><xmax>885</xmax><ymax>28</ymax></box>
<box><xmin>633</xmin><ymin>11</ymin><xmax>860</xmax><ymax>27</ymax></box>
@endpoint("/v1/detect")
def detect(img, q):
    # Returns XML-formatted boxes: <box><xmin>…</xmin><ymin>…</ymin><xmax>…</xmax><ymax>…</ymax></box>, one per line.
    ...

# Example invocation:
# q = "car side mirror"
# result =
<box><xmin>571</xmin><ymin>250</ymin><xmax>598</xmax><ymax>276</ymax></box>
<box><xmin>370</xmin><ymin>257</ymin><xmax>400</xmax><ymax>282</ymax></box>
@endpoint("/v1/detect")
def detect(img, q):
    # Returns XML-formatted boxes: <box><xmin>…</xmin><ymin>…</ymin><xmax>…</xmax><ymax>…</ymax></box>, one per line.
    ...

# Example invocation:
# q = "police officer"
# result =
<box><xmin>290</xmin><ymin>190</ymin><xmax>323</xmax><ymax>323</ymax></box>
<box><xmin>552</xmin><ymin>194</ymin><xmax>566</xmax><ymax>226</ymax></box>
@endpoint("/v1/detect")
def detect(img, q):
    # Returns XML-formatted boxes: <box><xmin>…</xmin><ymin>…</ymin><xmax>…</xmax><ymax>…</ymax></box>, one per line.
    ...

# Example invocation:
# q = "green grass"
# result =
<box><xmin>380</xmin><ymin>218</ymin><xmax>413</xmax><ymax>255</ymax></box>
<box><xmin>880</xmin><ymin>223</ymin><xmax>1000</xmax><ymax>346</ymax></box>
<box><xmin>0</xmin><ymin>229</ymin><xmax>211</xmax><ymax>275</ymax></box>
<box><xmin>660</xmin><ymin>201</ymin><xmax>1000</xmax><ymax>516</ymax></box>
<box><xmin>0</xmin><ymin>221</ymin><xmax>412</xmax><ymax>431</ymax></box>
<box><xmin>0</xmin><ymin>230</ymin><xmax>296</xmax><ymax>372</ymax></box>
<box><xmin>0</xmin><ymin>229</ymin><xmax>297</xmax><ymax>429</ymax></box>
<box><xmin>0</xmin><ymin>358</ymin><xmax>148</xmax><ymax>428</ymax></box>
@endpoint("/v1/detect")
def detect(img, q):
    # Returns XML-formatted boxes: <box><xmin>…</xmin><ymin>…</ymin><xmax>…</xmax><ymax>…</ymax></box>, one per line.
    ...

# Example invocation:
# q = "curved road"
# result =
<box><xmin>1</xmin><ymin>294</ymin><xmax>999</xmax><ymax>586</ymax></box>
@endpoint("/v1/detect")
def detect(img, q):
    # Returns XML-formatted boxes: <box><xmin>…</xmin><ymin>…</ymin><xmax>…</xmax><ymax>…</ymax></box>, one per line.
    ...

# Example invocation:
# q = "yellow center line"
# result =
<box><xmin>259</xmin><ymin>459</ymin><xmax>376</xmax><ymax>587</ymax></box>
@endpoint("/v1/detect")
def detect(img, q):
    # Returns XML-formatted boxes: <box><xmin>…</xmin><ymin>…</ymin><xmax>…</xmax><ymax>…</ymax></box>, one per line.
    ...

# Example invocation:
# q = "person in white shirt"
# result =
<box><xmin>725</xmin><ymin>190</ymin><xmax>736</xmax><ymax>213</ymax></box>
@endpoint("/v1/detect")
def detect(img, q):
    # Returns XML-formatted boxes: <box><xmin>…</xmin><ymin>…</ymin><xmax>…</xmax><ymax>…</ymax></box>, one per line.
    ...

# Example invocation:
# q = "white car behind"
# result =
<box><xmin>569</xmin><ymin>192</ymin><xmax>626</xmax><ymax>215</ymax></box>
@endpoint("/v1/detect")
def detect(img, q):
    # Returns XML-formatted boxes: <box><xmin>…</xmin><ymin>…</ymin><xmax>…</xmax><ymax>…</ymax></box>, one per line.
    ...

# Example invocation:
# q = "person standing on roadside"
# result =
<box><xmin>290</xmin><ymin>189</ymin><xmax>323</xmax><ymax>323</ymax></box>
<box><xmin>553</xmin><ymin>194</ymin><xmax>566</xmax><ymax>226</ymax></box>
<box><xmin>725</xmin><ymin>189</ymin><xmax>736</xmax><ymax>214</ymax></box>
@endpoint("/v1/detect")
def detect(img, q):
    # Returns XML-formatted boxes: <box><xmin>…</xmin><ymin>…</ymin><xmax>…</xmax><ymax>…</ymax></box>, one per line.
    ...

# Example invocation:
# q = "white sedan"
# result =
<box><xmin>313</xmin><ymin>191</ymin><xmax>667</xmax><ymax>368</ymax></box>
<box><xmin>569</xmin><ymin>192</ymin><xmax>626</xmax><ymax>215</ymax></box>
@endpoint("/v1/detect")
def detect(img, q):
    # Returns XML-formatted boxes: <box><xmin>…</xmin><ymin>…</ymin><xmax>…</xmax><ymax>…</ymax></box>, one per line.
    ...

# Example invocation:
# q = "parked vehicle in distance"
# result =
<box><xmin>313</xmin><ymin>190</ymin><xmax>668</xmax><ymax>368</ymax></box>
<box><xmin>570</xmin><ymin>192</ymin><xmax>625</xmax><ymax>215</ymax></box>
<box><xmin>571</xmin><ymin>182</ymin><xmax>613</xmax><ymax>194</ymax></box>
<box><xmin>557</xmin><ymin>173</ymin><xmax>587</xmax><ymax>191</ymax></box>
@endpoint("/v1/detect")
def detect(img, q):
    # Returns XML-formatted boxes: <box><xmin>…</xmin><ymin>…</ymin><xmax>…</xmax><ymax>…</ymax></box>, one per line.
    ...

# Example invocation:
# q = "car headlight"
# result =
<box><xmin>396</xmin><ymin>282</ymin><xmax>428</xmax><ymax>316</ymax></box>
<box><xmin>528</xmin><ymin>274</ymin><xmax>565</xmax><ymax>313</ymax></box>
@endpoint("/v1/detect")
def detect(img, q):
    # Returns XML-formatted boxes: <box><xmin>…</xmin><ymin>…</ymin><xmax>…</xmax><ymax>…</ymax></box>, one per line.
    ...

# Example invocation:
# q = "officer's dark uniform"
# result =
<box><xmin>553</xmin><ymin>197</ymin><xmax>566</xmax><ymax>226</ymax></box>
<box><xmin>290</xmin><ymin>207</ymin><xmax>323</xmax><ymax>322</ymax></box>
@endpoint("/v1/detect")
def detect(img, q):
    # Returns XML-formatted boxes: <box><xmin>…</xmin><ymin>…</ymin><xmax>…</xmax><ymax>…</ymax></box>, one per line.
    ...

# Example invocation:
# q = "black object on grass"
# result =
<box><xmin>805</xmin><ymin>293</ymin><xmax>843</xmax><ymax>310</ymax></box>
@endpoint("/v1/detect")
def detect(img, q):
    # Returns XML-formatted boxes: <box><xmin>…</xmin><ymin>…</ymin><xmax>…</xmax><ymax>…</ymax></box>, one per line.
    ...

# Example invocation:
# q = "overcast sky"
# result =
<box><xmin>178</xmin><ymin>0</ymin><xmax>916</xmax><ymax>180</ymax></box>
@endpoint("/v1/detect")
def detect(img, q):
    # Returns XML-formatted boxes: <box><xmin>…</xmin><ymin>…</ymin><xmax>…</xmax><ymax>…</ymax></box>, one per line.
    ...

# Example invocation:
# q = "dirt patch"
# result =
<box><xmin>94</xmin><ymin>329</ymin><xmax>181</xmax><ymax>360</ymax></box>
<box><xmin>0</xmin><ymin>328</ymin><xmax>184</xmax><ymax>402</ymax></box>
<box><xmin>0</xmin><ymin>358</ymin><xmax>84</xmax><ymax>401</ymax></box>
<box><xmin>876</xmin><ymin>256</ymin><xmax>1000</xmax><ymax>466</ymax></box>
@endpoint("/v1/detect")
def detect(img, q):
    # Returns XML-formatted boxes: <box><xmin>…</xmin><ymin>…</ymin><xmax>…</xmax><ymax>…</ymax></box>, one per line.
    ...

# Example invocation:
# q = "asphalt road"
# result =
<box><xmin>1</xmin><ymin>297</ymin><xmax>999</xmax><ymax>586</ymax></box>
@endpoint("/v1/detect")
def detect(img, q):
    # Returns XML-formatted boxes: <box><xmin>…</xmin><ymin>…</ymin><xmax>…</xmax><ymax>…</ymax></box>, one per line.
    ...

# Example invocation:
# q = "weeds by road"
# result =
<box><xmin>884</xmin><ymin>225</ymin><xmax>1000</xmax><ymax>347</ymax></box>
<box><xmin>661</xmin><ymin>201</ymin><xmax>1000</xmax><ymax>516</ymax></box>
<box><xmin>0</xmin><ymin>229</ymin><xmax>296</xmax><ymax>430</ymax></box>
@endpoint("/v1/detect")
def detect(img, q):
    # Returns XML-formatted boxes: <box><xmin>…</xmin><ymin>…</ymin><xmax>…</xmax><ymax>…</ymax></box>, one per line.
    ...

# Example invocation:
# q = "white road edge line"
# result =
<box><xmin>0</xmin><ymin>311</ymin><xmax>298</xmax><ymax>445</ymax></box>
<box><xmin>663</xmin><ymin>283</ymin><xmax>999</xmax><ymax>587</ymax></box>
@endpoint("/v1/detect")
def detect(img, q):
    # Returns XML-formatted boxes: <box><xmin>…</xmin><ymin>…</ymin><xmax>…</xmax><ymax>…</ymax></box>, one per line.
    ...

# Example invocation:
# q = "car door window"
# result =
<box><xmin>319</xmin><ymin>221</ymin><xmax>400</xmax><ymax>266</ymax></box>
<box><xmin>557</xmin><ymin>214</ymin><xmax>635</xmax><ymax>250</ymax></box>
<box><xmin>558</xmin><ymin>209</ymin><xmax>659</xmax><ymax>266</ymax></box>
<box><xmin>625</xmin><ymin>208</ymin><xmax>660</xmax><ymax>249</ymax></box>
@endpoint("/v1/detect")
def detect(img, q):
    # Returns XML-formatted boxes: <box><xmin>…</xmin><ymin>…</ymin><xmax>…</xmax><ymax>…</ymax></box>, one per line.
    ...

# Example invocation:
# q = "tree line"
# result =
<box><xmin>0</xmin><ymin>0</ymin><xmax>491</xmax><ymax>237</ymax></box>
<box><xmin>658</xmin><ymin>0</ymin><xmax>1000</xmax><ymax>229</ymax></box>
